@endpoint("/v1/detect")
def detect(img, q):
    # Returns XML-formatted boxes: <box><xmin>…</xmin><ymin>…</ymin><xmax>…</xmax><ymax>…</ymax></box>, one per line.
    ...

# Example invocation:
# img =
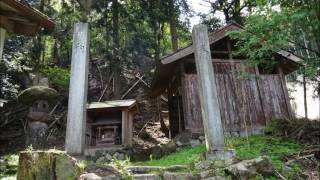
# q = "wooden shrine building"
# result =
<box><xmin>150</xmin><ymin>23</ymin><xmax>301</xmax><ymax>137</ymax></box>
<box><xmin>85</xmin><ymin>99</ymin><xmax>138</xmax><ymax>151</ymax></box>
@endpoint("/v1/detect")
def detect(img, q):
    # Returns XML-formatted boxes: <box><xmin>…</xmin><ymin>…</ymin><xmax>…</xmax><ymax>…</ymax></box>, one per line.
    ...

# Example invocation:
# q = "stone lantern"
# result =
<box><xmin>18</xmin><ymin>85</ymin><xmax>59</xmax><ymax>148</ymax></box>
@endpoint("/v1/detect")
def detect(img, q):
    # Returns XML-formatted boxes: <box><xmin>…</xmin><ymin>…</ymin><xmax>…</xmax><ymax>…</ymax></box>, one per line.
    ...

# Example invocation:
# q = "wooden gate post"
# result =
<box><xmin>192</xmin><ymin>24</ymin><xmax>224</xmax><ymax>151</ymax></box>
<box><xmin>65</xmin><ymin>23</ymin><xmax>89</xmax><ymax>155</ymax></box>
<box><xmin>192</xmin><ymin>24</ymin><xmax>234</xmax><ymax>160</ymax></box>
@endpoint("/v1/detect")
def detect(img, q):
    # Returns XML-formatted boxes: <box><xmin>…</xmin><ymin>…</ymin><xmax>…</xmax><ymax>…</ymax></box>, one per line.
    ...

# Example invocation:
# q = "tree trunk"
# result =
<box><xmin>303</xmin><ymin>70</ymin><xmax>308</xmax><ymax>119</ymax></box>
<box><xmin>112</xmin><ymin>0</ymin><xmax>121</xmax><ymax>99</ymax></box>
<box><xmin>169</xmin><ymin>0</ymin><xmax>178</xmax><ymax>51</ymax></box>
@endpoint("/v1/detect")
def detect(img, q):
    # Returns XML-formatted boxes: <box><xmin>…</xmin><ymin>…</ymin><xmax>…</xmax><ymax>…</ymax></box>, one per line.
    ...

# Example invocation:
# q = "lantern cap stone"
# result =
<box><xmin>18</xmin><ymin>86</ymin><xmax>59</xmax><ymax>105</ymax></box>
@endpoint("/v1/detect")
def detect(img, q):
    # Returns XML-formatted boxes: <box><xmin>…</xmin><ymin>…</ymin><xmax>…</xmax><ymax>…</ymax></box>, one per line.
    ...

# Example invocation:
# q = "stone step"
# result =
<box><xmin>132</xmin><ymin>174</ymin><xmax>160</xmax><ymax>180</ymax></box>
<box><xmin>126</xmin><ymin>165</ymin><xmax>188</xmax><ymax>174</ymax></box>
<box><xmin>132</xmin><ymin>172</ymin><xmax>196</xmax><ymax>180</ymax></box>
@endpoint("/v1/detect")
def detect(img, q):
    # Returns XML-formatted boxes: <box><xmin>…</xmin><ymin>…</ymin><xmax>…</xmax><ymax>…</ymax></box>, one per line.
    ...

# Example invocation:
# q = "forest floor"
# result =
<box><xmin>1</xmin><ymin>135</ymin><xmax>319</xmax><ymax>179</ymax></box>
<box><xmin>1</xmin><ymin>118</ymin><xmax>319</xmax><ymax>179</ymax></box>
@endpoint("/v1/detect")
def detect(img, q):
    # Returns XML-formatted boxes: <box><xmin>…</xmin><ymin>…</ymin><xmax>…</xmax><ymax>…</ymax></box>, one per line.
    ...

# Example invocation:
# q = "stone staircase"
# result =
<box><xmin>79</xmin><ymin>164</ymin><xmax>227</xmax><ymax>180</ymax></box>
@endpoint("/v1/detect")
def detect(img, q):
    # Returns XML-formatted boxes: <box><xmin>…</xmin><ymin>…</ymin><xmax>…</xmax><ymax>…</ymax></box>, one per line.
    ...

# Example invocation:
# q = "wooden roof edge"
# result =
<box><xmin>87</xmin><ymin>99</ymin><xmax>138</xmax><ymax>110</ymax></box>
<box><xmin>161</xmin><ymin>22</ymin><xmax>243</xmax><ymax>65</ymax></box>
<box><xmin>2</xmin><ymin>0</ymin><xmax>55</xmax><ymax>29</ymax></box>
<box><xmin>277</xmin><ymin>50</ymin><xmax>303</xmax><ymax>64</ymax></box>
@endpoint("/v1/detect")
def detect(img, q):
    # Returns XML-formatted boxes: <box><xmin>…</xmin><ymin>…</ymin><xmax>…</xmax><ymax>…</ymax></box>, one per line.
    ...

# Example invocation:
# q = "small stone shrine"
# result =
<box><xmin>84</xmin><ymin>99</ymin><xmax>138</xmax><ymax>156</ymax></box>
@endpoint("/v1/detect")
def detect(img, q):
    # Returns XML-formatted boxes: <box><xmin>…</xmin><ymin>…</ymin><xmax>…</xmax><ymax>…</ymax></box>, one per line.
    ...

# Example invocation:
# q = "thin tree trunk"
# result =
<box><xmin>169</xmin><ymin>0</ymin><xmax>178</xmax><ymax>51</ymax></box>
<box><xmin>303</xmin><ymin>69</ymin><xmax>308</xmax><ymax>119</ymax></box>
<box><xmin>112</xmin><ymin>0</ymin><xmax>121</xmax><ymax>99</ymax></box>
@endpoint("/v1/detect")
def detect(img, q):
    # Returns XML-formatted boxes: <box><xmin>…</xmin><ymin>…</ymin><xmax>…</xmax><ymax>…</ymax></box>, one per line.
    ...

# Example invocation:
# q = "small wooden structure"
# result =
<box><xmin>85</xmin><ymin>99</ymin><xmax>138</xmax><ymax>148</ymax></box>
<box><xmin>0</xmin><ymin>0</ymin><xmax>55</xmax><ymax>59</ymax></box>
<box><xmin>150</xmin><ymin>23</ymin><xmax>301</xmax><ymax>137</ymax></box>
<box><xmin>0</xmin><ymin>0</ymin><xmax>55</xmax><ymax>35</ymax></box>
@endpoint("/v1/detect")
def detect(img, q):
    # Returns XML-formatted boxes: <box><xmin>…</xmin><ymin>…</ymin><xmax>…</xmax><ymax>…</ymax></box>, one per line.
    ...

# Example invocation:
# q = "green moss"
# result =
<box><xmin>17</xmin><ymin>86</ymin><xmax>59</xmax><ymax>105</ymax></box>
<box><xmin>16</xmin><ymin>150</ymin><xmax>82</xmax><ymax>180</ymax></box>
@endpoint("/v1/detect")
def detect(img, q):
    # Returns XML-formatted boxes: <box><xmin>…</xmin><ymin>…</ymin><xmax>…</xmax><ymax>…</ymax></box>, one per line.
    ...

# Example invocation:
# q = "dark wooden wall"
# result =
<box><xmin>179</xmin><ymin>61</ymin><xmax>292</xmax><ymax>135</ymax></box>
<box><xmin>168</xmin><ymin>95</ymin><xmax>185</xmax><ymax>137</ymax></box>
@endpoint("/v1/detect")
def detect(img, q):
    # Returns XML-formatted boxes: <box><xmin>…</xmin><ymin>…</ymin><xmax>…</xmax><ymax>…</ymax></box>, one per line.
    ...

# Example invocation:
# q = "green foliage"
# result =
<box><xmin>229</xmin><ymin>0</ymin><xmax>320</xmax><ymax>95</ymax></box>
<box><xmin>41</xmin><ymin>67</ymin><xmax>70</xmax><ymax>90</ymax></box>
<box><xmin>0</xmin><ymin>154</ymin><xmax>19</xmax><ymax>178</ymax></box>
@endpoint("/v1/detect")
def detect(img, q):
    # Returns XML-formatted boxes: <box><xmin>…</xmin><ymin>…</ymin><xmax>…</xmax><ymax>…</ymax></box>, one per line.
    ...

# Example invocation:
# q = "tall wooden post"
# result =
<box><xmin>65</xmin><ymin>23</ymin><xmax>89</xmax><ymax>155</ymax></box>
<box><xmin>0</xmin><ymin>28</ymin><xmax>6</xmax><ymax>60</ymax></box>
<box><xmin>192</xmin><ymin>24</ymin><xmax>225</xmax><ymax>151</ymax></box>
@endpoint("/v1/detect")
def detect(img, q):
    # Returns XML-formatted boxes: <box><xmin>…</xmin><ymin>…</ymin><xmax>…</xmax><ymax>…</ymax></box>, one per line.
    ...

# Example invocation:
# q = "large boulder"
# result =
<box><xmin>17</xmin><ymin>150</ymin><xmax>82</xmax><ymax>180</ymax></box>
<box><xmin>225</xmin><ymin>156</ymin><xmax>275</xmax><ymax>179</ymax></box>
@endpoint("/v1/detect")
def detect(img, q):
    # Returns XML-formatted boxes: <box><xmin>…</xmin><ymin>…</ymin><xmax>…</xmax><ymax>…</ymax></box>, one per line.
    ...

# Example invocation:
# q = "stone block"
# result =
<box><xmin>205</xmin><ymin>150</ymin><xmax>235</xmax><ymax>161</ymax></box>
<box><xmin>163</xmin><ymin>172</ymin><xmax>196</xmax><ymax>180</ymax></box>
<box><xmin>132</xmin><ymin>174</ymin><xmax>160</xmax><ymax>180</ymax></box>
<box><xmin>190</xmin><ymin>139</ymin><xmax>201</xmax><ymax>147</ymax></box>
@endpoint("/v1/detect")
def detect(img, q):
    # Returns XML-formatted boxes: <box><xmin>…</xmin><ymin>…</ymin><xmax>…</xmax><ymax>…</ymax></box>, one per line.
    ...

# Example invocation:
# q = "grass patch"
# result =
<box><xmin>225</xmin><ymin>135</ymin><xmax>302</xmax><ymax>174</ymax></box>
<box><xmin>135</xmin><ymin>145</ymin><xmax>206</xmax><ymax>166</ymax></box>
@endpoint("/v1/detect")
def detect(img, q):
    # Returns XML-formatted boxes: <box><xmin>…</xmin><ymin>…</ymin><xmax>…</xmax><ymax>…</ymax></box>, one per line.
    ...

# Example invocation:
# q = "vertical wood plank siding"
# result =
<box><xmin>181</xmin><ymin>62</ymin><xmax>291</xmax><ymax>134</ymax></box>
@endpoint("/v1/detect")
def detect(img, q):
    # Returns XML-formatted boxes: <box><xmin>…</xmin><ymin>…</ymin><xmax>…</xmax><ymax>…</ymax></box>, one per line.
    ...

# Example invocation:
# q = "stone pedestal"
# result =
<box><xmin>205</xmin><ymin>149</ymin><xmax>235</xmax><ymax>161</ymax></box>
<box><xmin>26</xmin><ymin>121</ymin><xmax>48</xmax><ymax>148</ymax></box>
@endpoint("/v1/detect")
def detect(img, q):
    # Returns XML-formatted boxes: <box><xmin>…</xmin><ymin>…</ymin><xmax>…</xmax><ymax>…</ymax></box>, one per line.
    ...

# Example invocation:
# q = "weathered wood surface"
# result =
<box><xmin>181</xmin><ymin>74</ymin><xmax>203</xmax><ymax>133</ymax></box>
<box><xmin>180</xmin><ymin>62</ymin><xmax>291</xmax><ymax>134</ymax></box>
<box><xmin>257</xmin><ymin>75</ymin><xmax>290</xmax><ymax>120</ymax></box>
<box><xmin>168</xmin><ymin>95</ymin><xmax>184</xmax><ymax>137</ymax></box>
<box><xmin>192</xmin><ymin>24</ymin><xmax>224</xmax><ymax>151</ymax></box>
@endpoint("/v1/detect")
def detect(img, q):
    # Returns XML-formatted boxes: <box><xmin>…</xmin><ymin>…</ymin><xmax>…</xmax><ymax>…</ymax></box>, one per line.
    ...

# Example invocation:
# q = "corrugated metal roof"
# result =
<box><xmin>87</xmin><ymin>99</ymin><xmax>137</xmax><ymax>110</ymax></box>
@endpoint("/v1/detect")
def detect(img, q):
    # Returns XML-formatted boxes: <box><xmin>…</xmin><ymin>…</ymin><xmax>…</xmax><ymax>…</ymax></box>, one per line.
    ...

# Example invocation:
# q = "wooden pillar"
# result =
<box><xmin>192</xmin><ymin>24</ymin><xmax>224</xmax><ymax>152</ymax></box>
<box><xmin>0</xmin><ymin>28</ymin><xmax>6</xmax><ymax>60</ymax></box>
<box><xmin>122</xmin><ymin>110</ymin><xmax>129</xmax><ymax>146</ymax></box>
<box><xmin>277</xmin><ymin>65</ymin><xmax>294</xmax><ymax>119</ymax></box>
<box><xmin>128</xmin><ymin>112</ymin><xmax>133</xmax><ymax>147</ymax></box>
<box><xmin>65</xmin><ymin>23</ymin><xmax>89</xmax><ymax>155</ymax></box>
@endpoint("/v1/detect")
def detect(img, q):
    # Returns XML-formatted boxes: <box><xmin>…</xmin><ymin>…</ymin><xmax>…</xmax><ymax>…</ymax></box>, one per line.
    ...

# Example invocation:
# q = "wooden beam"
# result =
<box><xmin>121</xmin><ymin>76</ymin><xmax>144</xmax><ymax>99</ymax></box>
<box><xmin>128</xmin><ymin>112</ymin><xmax>133</xmax><ymax>147</ymax></box>
<box><xmin>161</xmin><ymin>24</ymin><xmax>243</xmax><ymax>65</ymax></box>
<box><xmin>122</xmin><ymin>110</ymin><xmax>129</xmax><ymax>146</ymax></box>
<box><xmin>277</xmin><ymin>65</ymin><xmax>294</xmax><ymax>119</ymax></box>
<box><xmin>0</xmin><ymin>16</ymin><xmax>14</xmax><ymax>33</ymax></box>
<box><xmin>0</xmin><ymin>10</ymin><xmax>31</xmax><ymax>22</ymax></box>
<box><xmin>0</xmin><ymin>28</ymin><xmax>6</xmax><ymax>60</ymax></box>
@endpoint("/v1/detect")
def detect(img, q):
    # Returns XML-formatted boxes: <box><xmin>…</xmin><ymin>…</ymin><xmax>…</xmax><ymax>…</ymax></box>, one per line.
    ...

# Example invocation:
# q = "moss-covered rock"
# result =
<box><xmin>17</xmin><ymin>150</ymin><xmax>83</xmax><ymax>180</ymax></box>
<box><xmin>18</xmin><ymin>86</ymin><xmax>59</xmax><ymax>106</ymax></box>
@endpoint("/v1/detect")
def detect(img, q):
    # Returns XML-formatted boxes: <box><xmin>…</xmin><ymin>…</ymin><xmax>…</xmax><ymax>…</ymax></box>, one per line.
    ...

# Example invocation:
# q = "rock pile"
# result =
<box><xmin>174</xmin><ymin>132</ymin><xmax>204</xmax><ymax>149</ymax></box>
<box><xmin>94</xmin><ymin>149</ymin><xmax>130</xmax><ymax>163</ymax></box>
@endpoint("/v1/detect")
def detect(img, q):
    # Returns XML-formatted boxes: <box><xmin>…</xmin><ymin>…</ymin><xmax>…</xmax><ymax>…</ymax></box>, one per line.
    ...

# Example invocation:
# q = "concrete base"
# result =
<box><xmin>204</xmin><ymin>149</ymin><xmax>235</xmax><ymax>161</ymax></box>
